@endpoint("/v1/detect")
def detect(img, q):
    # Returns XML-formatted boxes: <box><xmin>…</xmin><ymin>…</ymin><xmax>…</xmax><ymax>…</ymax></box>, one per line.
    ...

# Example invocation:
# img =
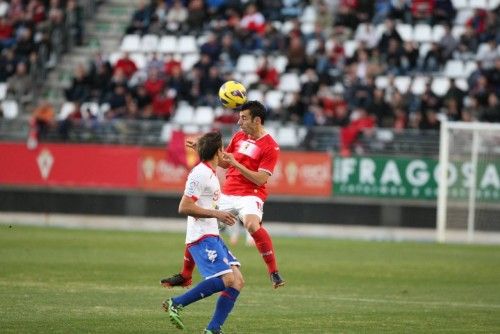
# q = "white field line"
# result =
<box><xmin>251</xmin><ymin>291</ymin><xmax>500</xmax><ymax>310</ymax></box>
<box><xmin>2</xmin><ymin>212</ymin><xmax>500</xmax><ymax>244</ymax></box>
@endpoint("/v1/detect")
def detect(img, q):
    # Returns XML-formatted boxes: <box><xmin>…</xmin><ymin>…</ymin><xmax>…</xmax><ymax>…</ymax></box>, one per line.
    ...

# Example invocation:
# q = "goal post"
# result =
<box><xmin>437</xmin><ymin>121</ymin><xmax>500</xmax><ymax>243</ymax></box>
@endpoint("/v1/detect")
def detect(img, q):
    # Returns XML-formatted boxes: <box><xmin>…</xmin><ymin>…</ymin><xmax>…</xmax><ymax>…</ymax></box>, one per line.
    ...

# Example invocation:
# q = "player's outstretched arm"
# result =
<box><xmin>178</xmin><ymin>195</ymin><xmax>237</xmax><ymax>226</ymax></box>
<box><xmin>185</xmin><ymin>139</ymin><xmax>198</xmax><ymax>150</ymax></box>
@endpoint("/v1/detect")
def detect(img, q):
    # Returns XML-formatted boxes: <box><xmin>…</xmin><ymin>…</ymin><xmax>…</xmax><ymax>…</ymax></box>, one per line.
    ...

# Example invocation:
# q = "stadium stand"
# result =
<box><xmin>0</xmin><ymin>0</ymin><xmax>499</xmax><ymax>156</ymax></box>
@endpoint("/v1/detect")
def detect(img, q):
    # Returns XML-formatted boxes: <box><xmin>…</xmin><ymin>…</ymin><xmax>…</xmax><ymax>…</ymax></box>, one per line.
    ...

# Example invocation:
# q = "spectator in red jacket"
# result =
<box><xmin>114</xmin><ymin>53</ymin><xmax>138</xmax><ymax>79</ymax></box>
<box><xmin>340</xmin><ymin>107</ymin><xmax>376</xmax><ymax>156</ymax></box>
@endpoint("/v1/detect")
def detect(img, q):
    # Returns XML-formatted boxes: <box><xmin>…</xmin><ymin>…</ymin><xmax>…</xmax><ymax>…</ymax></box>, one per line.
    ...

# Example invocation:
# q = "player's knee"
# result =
<box><xmin>221</xmin><ymin>272</ymin><xmax>235</xmax><ymax>287</ymax></box>
<box><xmin>233</xmin><ymin>275</ymin><xmax>245</xmax><ymax>290</ymax></box>
<box><xmin>243</xmin><ymin>215</ymin><xmax>260</xmax><ymax>231</ymax></box>
<box><xmin>243</xmin><ymin>220</ymin><xmax>260</xmax><ymax>233</ymax></box>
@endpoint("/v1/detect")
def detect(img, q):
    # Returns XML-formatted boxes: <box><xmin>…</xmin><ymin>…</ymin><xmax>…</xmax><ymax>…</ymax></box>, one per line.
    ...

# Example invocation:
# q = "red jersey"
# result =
<box><xmin>223</xmin><ymin>131</ymin><xmax>279</xmax><ymax>201</ymax></box>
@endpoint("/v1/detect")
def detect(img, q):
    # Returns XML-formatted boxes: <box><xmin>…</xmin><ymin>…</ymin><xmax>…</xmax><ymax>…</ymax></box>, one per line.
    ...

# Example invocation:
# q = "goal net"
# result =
<box><xmin>437</xmin><ymin>121</ymin><xmax>500</xmax><ymax>243</ymax></box>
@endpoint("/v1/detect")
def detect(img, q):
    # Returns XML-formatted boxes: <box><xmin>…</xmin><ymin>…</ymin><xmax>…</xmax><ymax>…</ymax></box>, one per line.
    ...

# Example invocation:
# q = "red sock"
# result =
<box><xmin>181</xmin><ymin>245</ymin><xmax>195</xmax><ymax>279</ymax></box>
<box><xmin>251</xmin><ymin>227</ymin><xmax>278</xmax><ymax>273</ymax></box>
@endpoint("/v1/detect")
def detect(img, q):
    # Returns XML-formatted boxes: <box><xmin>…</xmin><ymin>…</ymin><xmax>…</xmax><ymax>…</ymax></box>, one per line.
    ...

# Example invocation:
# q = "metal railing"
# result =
<box><xmin>0</xmin><ymin>118</ymin><xmax>441</xmax><ymax>156</ymax></box>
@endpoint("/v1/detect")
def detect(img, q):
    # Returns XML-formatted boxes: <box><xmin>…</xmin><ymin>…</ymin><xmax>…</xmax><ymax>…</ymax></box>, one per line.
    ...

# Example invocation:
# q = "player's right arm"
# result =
<box><xmin>178</xmin><ymin>195</ymin><xmax>237</xmax><ymax>225</ymax></box>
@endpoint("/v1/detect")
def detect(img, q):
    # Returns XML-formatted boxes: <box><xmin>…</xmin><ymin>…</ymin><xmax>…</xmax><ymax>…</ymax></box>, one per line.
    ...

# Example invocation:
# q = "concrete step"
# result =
<box><xmin>87</xmin><ymin>21</ymin><xmax>127</xmax><ymax>35</ymax></box>
<box><xmin>94</xmin><ymin>11</ymin><xmax>132</xmax><ymax>23</ymax></box>
<box><xmin>106</xmin><ymin>0</ymin><xmax>143</xmax><ymax>6</ymax></box>
<box><xmin>41</xmin><ymin>0</ymin><xmax>140</xmax><ymax>108</ymax></box>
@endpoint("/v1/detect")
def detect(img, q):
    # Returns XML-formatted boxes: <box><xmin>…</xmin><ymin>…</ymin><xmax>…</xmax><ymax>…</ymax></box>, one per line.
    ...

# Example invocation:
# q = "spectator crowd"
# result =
<box><xmin>2</xmin><ymin>0</ymin><xmax>500</xmax><ymax>151</ymax></box>
<box><xmin>0</xmin><ymin>0</ymin><xmax>85</xmax><ymax>119</ymax></box>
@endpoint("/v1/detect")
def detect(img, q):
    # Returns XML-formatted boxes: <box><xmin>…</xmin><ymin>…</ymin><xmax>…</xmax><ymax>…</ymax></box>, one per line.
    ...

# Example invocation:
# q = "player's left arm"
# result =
<box><xmin>222</xmin><ymin>152</ymin><xmax>270</xmax><ymax>186</ymax></box>
<box><xmin>221</xmin><ymin>144</ymin><xmax>278</xmax><ymax>186</ymax></box>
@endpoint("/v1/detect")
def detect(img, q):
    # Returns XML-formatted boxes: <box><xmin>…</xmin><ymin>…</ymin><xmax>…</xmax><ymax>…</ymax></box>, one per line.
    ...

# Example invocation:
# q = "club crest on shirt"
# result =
<box><xmin>237</xmin><ymin>140</ymin><xmax>260</xmax><ymax>158</ymax></box>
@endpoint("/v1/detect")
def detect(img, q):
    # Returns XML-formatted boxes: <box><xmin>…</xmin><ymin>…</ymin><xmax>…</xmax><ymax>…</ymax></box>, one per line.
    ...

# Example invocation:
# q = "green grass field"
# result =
<box><xmin>1</xmin><ymin>225</ymin><xmax>500</xmax><ymax>333</ymax></box>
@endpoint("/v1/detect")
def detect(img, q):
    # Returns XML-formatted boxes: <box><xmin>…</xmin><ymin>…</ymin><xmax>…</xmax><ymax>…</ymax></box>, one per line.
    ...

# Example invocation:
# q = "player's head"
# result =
<box><xmin>196</xmin><ymin>131</ymin><xmax>222</xmax><ymax>162</ymax></box>
<box><xmin>238</xmin><ymin>100</ymin><xmax>267</xmax><ymax>136</ymax></box>
<box><xmin>240</xmin><ymin>100</ymin><xmax>267</xmax><ymax>124</ymax></box>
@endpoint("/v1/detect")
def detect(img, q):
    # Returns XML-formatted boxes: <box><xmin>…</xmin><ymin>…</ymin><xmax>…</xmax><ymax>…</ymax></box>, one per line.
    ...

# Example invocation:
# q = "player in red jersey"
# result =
<box><xmin>162</xmin><ymin>101</ymin><xmax>285</xmax><ymax>289</ymax></box>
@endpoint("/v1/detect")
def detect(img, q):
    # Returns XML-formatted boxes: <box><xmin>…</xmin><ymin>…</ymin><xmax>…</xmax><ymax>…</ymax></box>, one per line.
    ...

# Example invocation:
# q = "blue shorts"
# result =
<box><xmin>188</xmin><ymin>236</ymin><xmax>240</xmax><ymax>280</ymax></box>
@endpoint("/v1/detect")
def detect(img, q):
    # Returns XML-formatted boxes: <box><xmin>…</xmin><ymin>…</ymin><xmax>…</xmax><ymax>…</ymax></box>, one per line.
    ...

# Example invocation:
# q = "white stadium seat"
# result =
<box><xmin>108</xmin><ymin>52</ymin><xmax>122</xmax><ymax>66</ymax></box>
<box><xmin>455</xmin><ymin>78</ymin><xmax>469</xmax><ymax>91</ymax></box>
<box><xmin>193</xmin><ymin>106</ymin><xmax>215</xmax><ymax>125</ymax></box>
<box><xmin>172</xmin><ymin>105</ymin><xmax>194</xmax><ymax>125</ymax></box>
<box><xmin>158</xmin><ymin>35</ymin><xmax>177</xmax><ymax>54</ymax></box>
<box><xmin>181</xmin><ymin>54</ymin><xmax>200</xmax><ymax>72</ymax></box>
<box><xmin>1</xmin><ymin>100</ymin><xmax>19</xmax><ymax>119</ymax></box>
<box><xmin>301</xmin><ymin>22</ymin><xmax>315</xmax><ymax>35</ymax></box>
<box><xmin>419</xmin><ymin>42</ymin><xmax>432</xmax><ymax>58</ymax></box>
<box><xmin>463</xmin><ymin>61</ymin><xmax>478</xmax><ymax>77</ymax></box>
<box><xmin>394</xmin><ymin>76</ymin><xmax>412</xmax><ymax>94</ymax></box>
<box><xmin>443</xmin><ymin>60</ymin><xmax>465</xmax><ymax>79</ymax></box>
<box><xmin>375</xmin><ymin>76</ymin><xmax>389</xmax><ymax>89</ymax></box>
<box><xmin>411</xmin><ymin>76</ymin><xmax>429</xmax><ymax>95</ymax></box>
<box><xmin>265</xmin><ymin>125</ymin><xmax>278</xmax><ymax>139</ymax></box>
<box><xmin>277</xmin><ymin>126</ymin><xmax>299</xmax><ymax>147</ymax></box>
<box><xmin>396</xmin><ymin>24</ymin><xmax>413</xmax><ymax>42</ymax></box>
<box><xmin>280</xmin><ymin>20</ymin><xmax>294</xmax><ymax>34</ymax></box>
<box><xmin>413</xmin><ymin>24</ymin><xmax>433</xmax><ymax>43</ymax></box>
<box><xmin>451</xmin><ymin>0</ymin><xmax>468</xmax><ymax>9</ymax></box>
<box><xmin>300</xmin><ymin>5</ymin><xmax>317</xmax><ymax>23</ymax></box>
<box><xmin>58</xmin><ymin>102</ymin><xmax>76</xmax><ymax>120</ymax></box>
<box><xmin>129</xmin><ymin>53</ymin><xmax>147</xmax><ymax>69</ymax></box>
<box><xmin>160</xmin><ymin>123</ymin><xmax>174</xmax><ymax>142</ymax></box>
<box><xmin>247</xmin><ymin>89</ymin><xmax>264</xmax><ymax>102</ymax></box>
<box><xmin>278</xmin><ymin>73</ymin><xmax>301</xmax><ymax>93</ymax></box>
<box><xmin>0</xmin><ymin>82</ymin><xmax>7</xmax><ymax>101</ymax></box>
<box><xmin>120</xmin><ymin>34</ymin><xmax>141</xmax><ymax>52</ymax></box>
<box><xmin>264</xmin><ymin>90</ymin><xmax>284</xmax><ymax>110</ymax></box>
<box><xmin>140</xmin><ymin>34</ymin><xmax>159</xmax><ymax>53</ymax></box>
<box><xmin>432</xmin><ymin>25</ymin><xmax>446</xmax><ymax>42</ymax></box>
<box><xmin>451</xmin><ymin>25</ymin><xmax>466</xmax><ymax>39</ymax></box>
<box><xmin>431</xmin><ymin>77</ymin><xmax>451</xmax><ymax>96</ymax></box>
<box><xmin>272</xmin><ymin>55</ymin><xmax>288</xmax><ymax>74</ymax></box>
<box><xmin>306</xmin><ymin>39</ymin><xmax>319</xmax><ymax>55</ymax></box>
<box><xmin>489</xmin><ymin>0</ymin><xmax>500</xmax><ymax>10</ymax></box>
<box><xmin>455</xmin><ymin>9</ymin><xmax>474</xmax><ymax>25</ymax></box>
<box><xmin>240</xmin><ymin>72</ymin><xmax>260</xmax><ymax>88</ymax></box>
<box><xmin>236</xmin><ymin>54</ymin><xmax>258</xmax><ymax>73</ymax></box>
<box><xmin>469</xmin><ymin>0</ymin><xmax>488</xmax><ymax>9</ymax></box>
<box><xmin>343</xmin><ymin>40</ymin><xmax>358</xmax><ymax>58</ymax></box>
<box><xmin>80</xmin><ymin>102</ymin><xmax>100</xmax><ymax>119</ymax></box>
<box><xmin>182</xmin><ymin>124</ymin><xmax>200</xmax><ymax>134</ymax></box>
<box><xmin>177</xmin><ymin>35</ymin><xmax>198</xmax><ymax>54</ymax></box>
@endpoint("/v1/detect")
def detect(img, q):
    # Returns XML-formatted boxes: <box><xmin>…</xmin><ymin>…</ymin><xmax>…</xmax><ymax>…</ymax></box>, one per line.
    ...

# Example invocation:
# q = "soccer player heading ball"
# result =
<box><xmin>162</xmin><ymin>100</ymin><xmax>285</xmax><ymax>289</ymax></box>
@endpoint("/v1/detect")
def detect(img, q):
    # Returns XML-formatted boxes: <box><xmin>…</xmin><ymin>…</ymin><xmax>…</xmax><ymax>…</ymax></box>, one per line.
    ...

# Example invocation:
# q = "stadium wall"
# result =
<box><xmin>1</xmin><ymin>141</ymin><xmax>498</xmax><ymax>228</ymax></box>
<box><xmin>0</xmin><ymin>141</ymin><xmax>438</xmax><ymax>228</ymax></box>
<box><xmin>0</xmin><ymin>186</ymin><xmax>437</xmax><ymax>228</ymax></box>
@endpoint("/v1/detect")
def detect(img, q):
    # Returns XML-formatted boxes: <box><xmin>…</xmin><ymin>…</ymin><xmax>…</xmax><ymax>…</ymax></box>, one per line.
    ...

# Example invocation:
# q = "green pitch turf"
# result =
<box><xmin>1</xmin><ymin>225</ymin><xmax>500</xmax><ymax>333</ymax></box>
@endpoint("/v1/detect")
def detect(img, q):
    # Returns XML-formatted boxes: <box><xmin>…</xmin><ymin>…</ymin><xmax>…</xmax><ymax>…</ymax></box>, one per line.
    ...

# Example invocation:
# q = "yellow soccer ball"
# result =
<box><xmin>218</xmin><ymin>80</ymin><xmax>247</xmax><ymax>109</ymax></box>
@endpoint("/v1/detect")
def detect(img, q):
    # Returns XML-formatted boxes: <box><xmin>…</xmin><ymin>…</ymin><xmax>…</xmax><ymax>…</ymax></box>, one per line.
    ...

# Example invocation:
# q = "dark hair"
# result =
<box><xmin>197</xmin><ymin>132</ymin><xmax>222</xmax><ymax>161</ymax></box>
<box><xmin>240</xmin><ymin>100</ymin><xmax>267</xmax><ymax>124</ymax></box>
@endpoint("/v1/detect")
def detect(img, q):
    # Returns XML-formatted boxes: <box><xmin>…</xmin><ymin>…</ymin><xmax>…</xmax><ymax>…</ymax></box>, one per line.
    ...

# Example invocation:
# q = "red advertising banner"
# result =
<box><xmin>140</xmin><ymin>148</ymin><xmax>189</xmax><ymax>192</ymax></box>
<box><xmin>0</xmin><ymin>142</ymin><xmax>332</xmax><ymax>197</ymax></box>
<box><xmin>267</xmin><ymin>151</ymin><xmax>332</xmax><ymax>196</ymax></box>
<box><xmin>139</xmin><ymin>148</ymin><xmax>332</xmax><ymax>196</ymax></box>
<box><xmin>0</xmin><ymin>142</ymin><xmax>140</xmax><ymax>188</ymax></box>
